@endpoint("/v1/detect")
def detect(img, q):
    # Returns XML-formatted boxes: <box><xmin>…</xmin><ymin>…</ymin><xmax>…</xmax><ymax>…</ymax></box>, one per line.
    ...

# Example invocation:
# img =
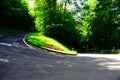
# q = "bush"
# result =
<box><xmin>44</xmin><ymin>10</ymin><xmax>81</xmax><ymax>50</ymax></box>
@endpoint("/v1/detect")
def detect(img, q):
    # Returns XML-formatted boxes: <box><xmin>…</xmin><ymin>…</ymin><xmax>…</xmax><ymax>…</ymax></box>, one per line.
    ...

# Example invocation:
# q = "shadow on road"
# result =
<box><xmin>0</xmin><ymin>32</ymin><xmax>120</xmax><ymax>80</ymax></box>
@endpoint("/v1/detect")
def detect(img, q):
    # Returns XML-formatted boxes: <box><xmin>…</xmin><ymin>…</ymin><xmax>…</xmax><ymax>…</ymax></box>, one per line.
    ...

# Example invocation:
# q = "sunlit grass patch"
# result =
<box><xmin>27</xmin><ymin>32</ymin><xmax>77</xmax><ymax>55</ymax></box>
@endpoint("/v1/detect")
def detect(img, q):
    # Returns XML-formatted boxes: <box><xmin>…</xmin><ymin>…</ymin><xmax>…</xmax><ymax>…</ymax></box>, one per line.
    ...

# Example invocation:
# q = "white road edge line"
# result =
<box><xmin>22</xmin><ymin>33</ymin><xmax>77</xmax><ymax>55</ymax></box>
<box><xmin>23</xmin><ymin>33</ymin><xmax>34</xmax><ymax>48</ymax></box>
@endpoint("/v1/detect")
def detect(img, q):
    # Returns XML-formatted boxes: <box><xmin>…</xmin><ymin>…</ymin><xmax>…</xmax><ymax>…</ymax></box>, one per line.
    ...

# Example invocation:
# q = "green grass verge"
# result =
<box><xmin>101</xmin><ymin>49</ymin><xmax>120</xmax><ymax>54</ymax></box>
<box><xmin>27</xmin><ymin>32</ymin><xmax>77</xmax><ymax>55</ymax></box>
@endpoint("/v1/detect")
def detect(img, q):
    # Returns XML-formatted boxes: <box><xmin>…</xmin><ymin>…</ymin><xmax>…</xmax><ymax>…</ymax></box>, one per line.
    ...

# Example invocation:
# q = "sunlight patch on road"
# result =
<box><xmin>0</xmin><ymin>43</ymin><xmax>12</xmax><ymax>46</ymax></box>
<box><xmin>77</xmin><ymin>54</ymin><xmax>120</xmax><ymax>60</ymax></box>
<box><xmin>98</xmin><ymin>62</ymin><xmax>120</xmax><ymax>70</ymax></box>
<box><xmin>0</xmin><ymin>59</ymin><xmax>9</xmax><ymax>63</ymax></box>
<box><xmin>77</xmin><ymin>54</ymin><xmax>120</xmax><ymax>70</ymax></box>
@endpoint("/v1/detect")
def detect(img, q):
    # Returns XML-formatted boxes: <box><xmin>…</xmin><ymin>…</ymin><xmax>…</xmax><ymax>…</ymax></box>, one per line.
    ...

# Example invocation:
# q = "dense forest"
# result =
<box><xmin>0</xmin><ymin>0</ymin><xmax>34</xmax><ymax>30</ymax></box>
<box><xmin>0</xmin><ymin>0</ymin><xmax>120</xmax><ymax>52</ymax></box>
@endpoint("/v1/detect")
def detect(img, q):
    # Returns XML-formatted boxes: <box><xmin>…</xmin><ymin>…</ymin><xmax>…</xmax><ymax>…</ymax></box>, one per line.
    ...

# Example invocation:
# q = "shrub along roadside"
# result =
<box><xmin>26</xmin><ymin>32</ymin><xmax>77</xmax><ymax>55</ymax></box>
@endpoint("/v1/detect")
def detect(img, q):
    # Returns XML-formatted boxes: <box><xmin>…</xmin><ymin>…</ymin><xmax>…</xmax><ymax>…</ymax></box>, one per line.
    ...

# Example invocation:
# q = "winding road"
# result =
<box><xmin>0</xmin><ymin>32</ymin><xmax>120</xmax><ymax>80</ymax></box>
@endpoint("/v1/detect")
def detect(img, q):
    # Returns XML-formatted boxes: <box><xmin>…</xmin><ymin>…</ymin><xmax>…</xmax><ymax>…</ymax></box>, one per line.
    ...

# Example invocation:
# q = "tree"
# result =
<box><xmin>0</xmin><ymin>0</ymin><xmax>34</xmax><ymax>30</ymax></box>
<box><xmin>72</xmin><ymin>0</ymin><xmax>97</xmax><ymax>51</ymax></box>
<box><xmin>72</xmin><ymin>0</ymin><xmax>120</xmax><ymax>51</ymax></box>
<box><xmin>32</xmin><ymin>0</ymin><xmax>80</xmax><ymax>50</ymax></box>
<box><xmin>26</xmin><ymin>0</ymin><xmax>120</xmax><ymax>52</ymax></box>
<box><xmin>89</xmin><ymin>0</ymin><xmax>120</xmax><ymax>51</ymax></box>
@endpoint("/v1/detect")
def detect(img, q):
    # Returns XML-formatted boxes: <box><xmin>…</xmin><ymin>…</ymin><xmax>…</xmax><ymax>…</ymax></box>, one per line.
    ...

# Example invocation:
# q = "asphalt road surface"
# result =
<box><xmin>0</xmin><ymin>32</ymin><xmax>120</xmax><ymax>80</ymax></box>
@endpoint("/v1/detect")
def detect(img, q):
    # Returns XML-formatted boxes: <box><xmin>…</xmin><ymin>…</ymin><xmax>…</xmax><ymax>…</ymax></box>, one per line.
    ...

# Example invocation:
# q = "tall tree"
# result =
<box><xmin>0</xmin><ymin>0</ymin><xmax>34</xmax><ymax>30</ymax></box>
<box><xmin>72</xmin><ymin>0</ymin><xmax>97</xmax><ymax>51</ymax></box>
<box><xmin>89</xmin><ymin>0</ymin><xmax>120</xmax><ymax>50</ymax></box>
<box><xmin>33</xmin><ymin>0</ymin><xmax>80</xmax><ymax>49</ymax></box>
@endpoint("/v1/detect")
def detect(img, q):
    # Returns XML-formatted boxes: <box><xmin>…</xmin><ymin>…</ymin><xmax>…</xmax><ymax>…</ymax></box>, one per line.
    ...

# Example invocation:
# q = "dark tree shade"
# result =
<box><xmin>88</xmin><ymin>0</ymin><xmax>120</xmax><ymax>51</ymax></box>
<box><xmin>0</xmin><ymin>0</ymin><xmax>35</xmax><ymax>31</ymax></box>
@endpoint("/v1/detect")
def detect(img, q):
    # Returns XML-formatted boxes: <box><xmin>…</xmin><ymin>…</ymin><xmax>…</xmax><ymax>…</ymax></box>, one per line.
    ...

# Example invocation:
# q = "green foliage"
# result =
<box><xmin>0</xmin><ymin>0</ymin><xmax>35</xmax><ymax>31</ymax></box>
<box><xmin>74</xmin><ymin>0</ymin><xmax>97</xmax><ymax>51</ymax></box>
<box><xmin>27</xmin><ymin>32</ymin><xmax>77</xmax><ymax>54</ymax></box>
<box><xmin>26</xmin><ymin>0</ymin><xmax>120</xmax><ymax>53</ymax></box>
<box><xmin>72</xmin><ymin>0</ymin><xmax>120</xmax><ymax>52</ymax></box>
<box><xmin>31</xmin><ymin>0</ymin><xmax>81</xmax><ymax>51</ymax></box>
<box><xmin>89</xmin><ymin>0</ymin><xmax>120</xmax><ymax>51</ymax></box>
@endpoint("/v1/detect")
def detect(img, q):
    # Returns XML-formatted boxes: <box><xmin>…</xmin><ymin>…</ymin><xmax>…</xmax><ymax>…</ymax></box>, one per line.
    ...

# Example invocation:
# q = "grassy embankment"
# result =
<box><xmin>27</xmin><ymin>33</ymin><xmax>77</xmax><ymax>55</ymax></box>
